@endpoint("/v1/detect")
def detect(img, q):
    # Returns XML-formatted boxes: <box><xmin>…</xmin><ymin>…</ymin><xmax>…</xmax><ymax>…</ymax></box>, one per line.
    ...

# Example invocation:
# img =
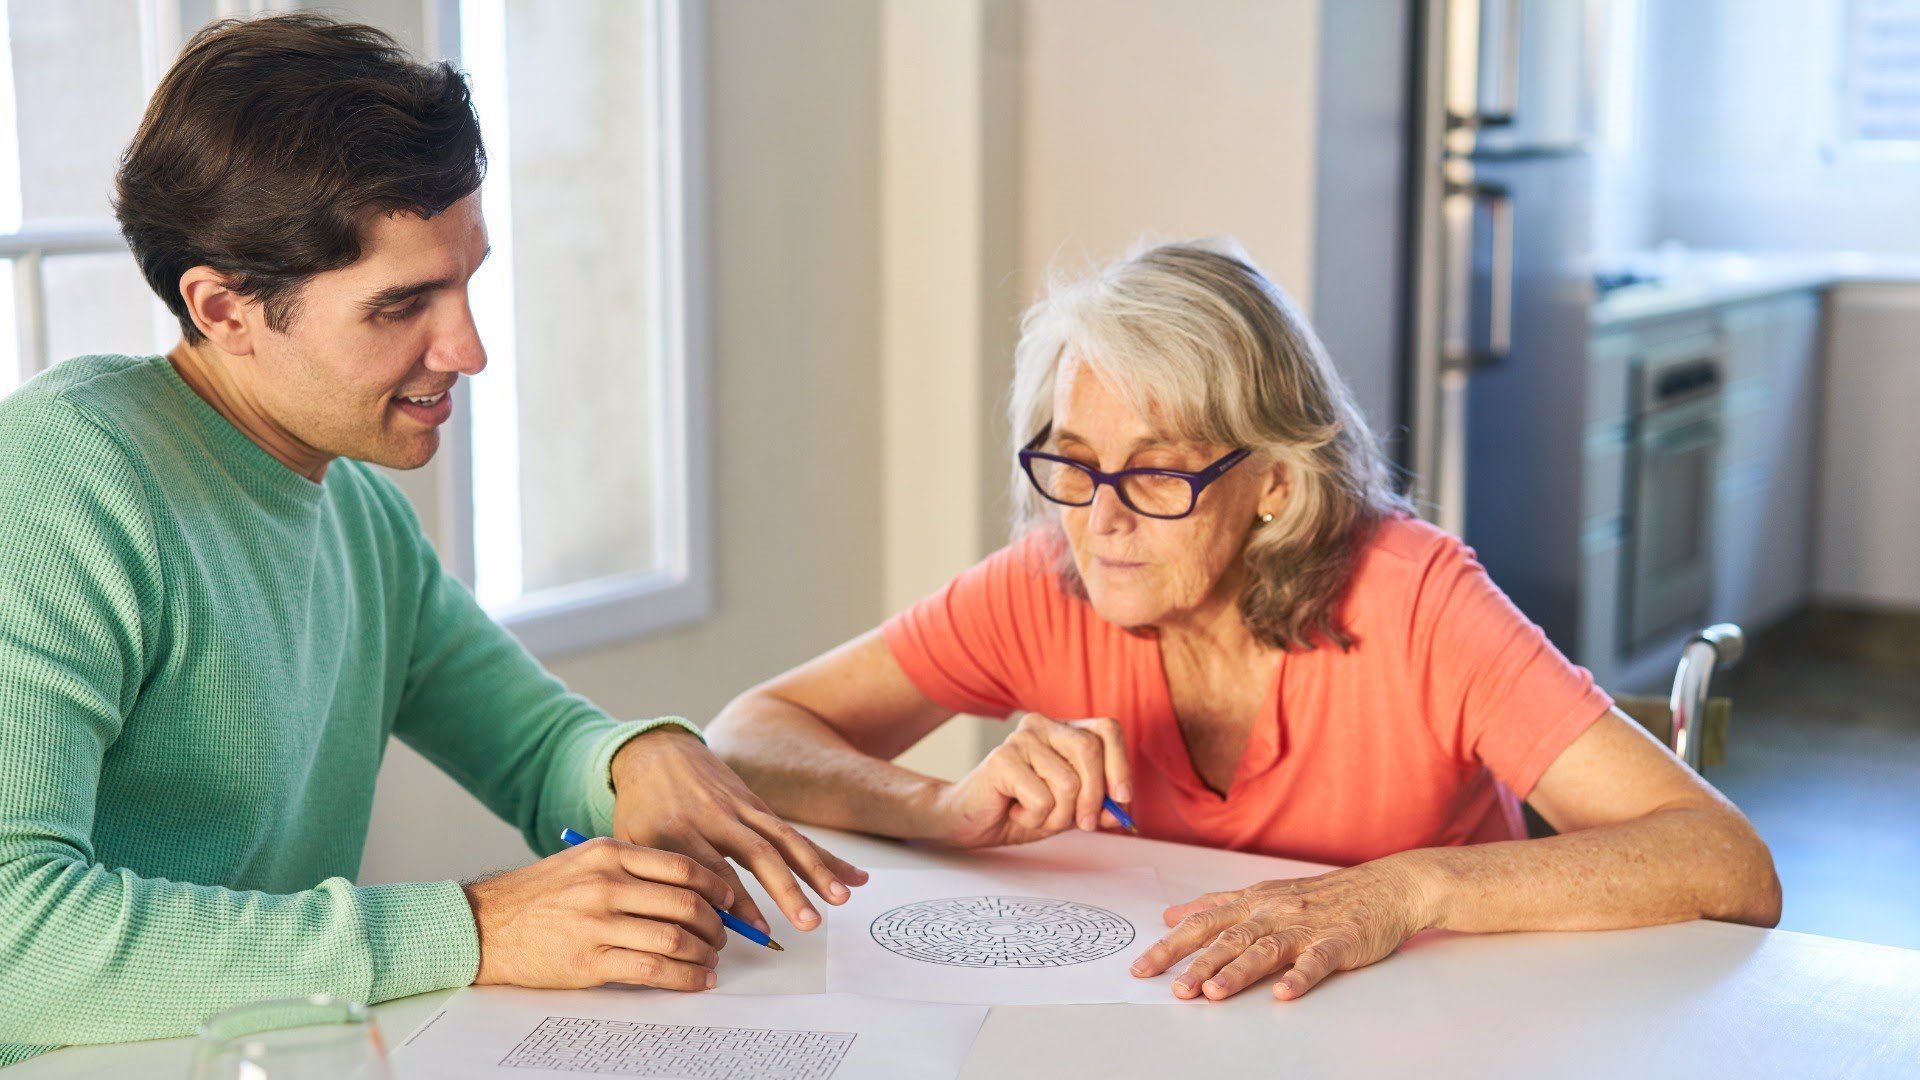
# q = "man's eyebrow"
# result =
<box><xmin>359</xmin><ymin>247</ymin><xmax>490</xmax><ymax>311</ymax></box>
<box><xmin>359</xmin><ymin>278</ymin><xmax>449</xmax><ymax>311</ymax></box>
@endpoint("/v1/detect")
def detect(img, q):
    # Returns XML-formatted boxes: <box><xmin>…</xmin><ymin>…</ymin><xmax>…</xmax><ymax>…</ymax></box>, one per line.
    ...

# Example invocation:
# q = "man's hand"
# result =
<box><xmin>464</xmin><ymin>837</ymin><xmax>731</xmax><ymax>991</ymax></box>
<box><xmin>925</xmin><ymin>712</ymin><xmax>1132</xmax><ymax>848</ymax></box>
<box><xmin>610</xmin><ymin>727</ymin><xmax>868</xmax><ymax>933</ymax></box>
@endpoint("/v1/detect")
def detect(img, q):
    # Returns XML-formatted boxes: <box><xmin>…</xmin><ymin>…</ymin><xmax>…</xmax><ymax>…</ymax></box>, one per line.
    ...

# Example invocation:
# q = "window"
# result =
<box><xmin>0</xmin><ymin>1</ymin><xmax>177</xmax><ymax>395</ymax></box>
<box><xmin>447</xmin><ymin>0</ymin><xmax>711</xmax><ymax>656</ymax></box>
<box><xmin>0</xmin><ymin>0</ymin><xmax>713</xmax><ymax>658</ymax></box>
<box><xmin>1591</xmin><ymin>0</ymin><xmax>1646</xmax><ymax>156</ymax></box>
<box><xmin>1842</xmin><ymin>0</ymin><xmax>1920</xmax><ymax>148</ymax></box>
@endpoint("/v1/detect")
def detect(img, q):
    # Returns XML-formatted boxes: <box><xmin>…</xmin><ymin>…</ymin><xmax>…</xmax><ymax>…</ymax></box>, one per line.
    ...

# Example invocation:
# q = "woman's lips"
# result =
<box><xmin>1094</xmin><ymin>556</ymin><xmax>1148</xmax><ymax>572</ymax></box>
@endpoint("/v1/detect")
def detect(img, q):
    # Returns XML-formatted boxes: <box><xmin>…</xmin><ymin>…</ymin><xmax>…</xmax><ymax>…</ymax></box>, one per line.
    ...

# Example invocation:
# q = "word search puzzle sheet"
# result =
<box><xmin>826</xmin><ymin>866</ymin><xmax>1189</xmax><ymax>1005</ymax></box>
<box><xmin>391</xmin><ymin>989</ymin><xmax>984</xmax><ymax>1080</ymax></box>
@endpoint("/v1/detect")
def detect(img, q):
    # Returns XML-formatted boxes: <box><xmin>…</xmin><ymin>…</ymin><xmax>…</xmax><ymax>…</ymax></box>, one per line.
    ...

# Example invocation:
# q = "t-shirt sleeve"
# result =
<box><xmin>1411</xmin><ymin>532</ymin><xmax>1613</xmax><ymax>799</ymax></box>
<box><xmin>881</xmin><ymin>534</ymin><xmax>1067</xmax><ymax>718</ymax></box>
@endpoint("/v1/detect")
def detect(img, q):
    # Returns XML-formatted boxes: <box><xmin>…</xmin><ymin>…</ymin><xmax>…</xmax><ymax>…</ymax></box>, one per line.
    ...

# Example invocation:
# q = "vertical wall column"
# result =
<box><xmin>879</xmin><ymin>0</ymin><xmax>1022</xmax><ymax>779</ymax></box>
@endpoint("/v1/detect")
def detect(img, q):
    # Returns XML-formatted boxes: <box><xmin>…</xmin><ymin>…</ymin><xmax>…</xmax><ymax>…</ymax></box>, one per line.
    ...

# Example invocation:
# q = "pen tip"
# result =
<box><xmin>767</xmin><ymin>940</ymin><xmax>786</xmax><ymax>952</ymax></box>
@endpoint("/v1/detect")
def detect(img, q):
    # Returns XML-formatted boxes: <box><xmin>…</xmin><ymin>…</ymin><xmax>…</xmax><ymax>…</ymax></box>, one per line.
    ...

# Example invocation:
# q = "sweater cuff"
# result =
<box><xmin>359</xmin><ymin>880</ymin><xmax>482</xmax><ymax>1004</ymax></box>
<box><xmin>582</xmin><ymin>716</ymin><xmax>706</xmax><ymax>837</ymax></box>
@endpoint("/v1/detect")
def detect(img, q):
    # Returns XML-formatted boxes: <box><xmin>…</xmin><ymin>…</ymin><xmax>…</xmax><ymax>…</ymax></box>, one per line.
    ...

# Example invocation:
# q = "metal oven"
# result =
<box><xmin>1625</xmin><ymin>336</ymin><xmax>1724</xmax><ymax>653</ymax></box>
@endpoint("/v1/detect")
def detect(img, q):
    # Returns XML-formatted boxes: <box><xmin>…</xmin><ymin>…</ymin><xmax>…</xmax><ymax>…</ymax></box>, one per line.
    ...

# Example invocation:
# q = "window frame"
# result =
<box><xmin>0</xmin><ymin>1</ymin><xmax>182</xmax><ymax>390</ymax></box>
<box><xmin>430</xmin><ymin>0</ymin><xmax>715</xmax><ymax>659</ymax></box>
<box><xmin>1836</xmin><ymin>0</ymin><xmax>1920</xmax><ymax>161</ymax></box>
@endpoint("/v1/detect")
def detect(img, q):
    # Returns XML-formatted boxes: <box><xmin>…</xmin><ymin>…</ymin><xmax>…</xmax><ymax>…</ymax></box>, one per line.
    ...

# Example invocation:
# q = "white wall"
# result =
<box><xmin>876</xmin><ymin>0</ymin><xmax>1022</xmax><ymax>780</ymax></box>
<box><xmin>1018</xmin><ymin>0</ymin><xmax>1323</xmax><ymax>314</ymax></box>
<box><xmin>361</xmin><ymin>0</ymin><xmax>885</xmax><ymax>884</ymax></box>
<box><xmin>1635</xmin><ymin>0</ymin><xmax>1920</xmax><ymax>254</ymax></box>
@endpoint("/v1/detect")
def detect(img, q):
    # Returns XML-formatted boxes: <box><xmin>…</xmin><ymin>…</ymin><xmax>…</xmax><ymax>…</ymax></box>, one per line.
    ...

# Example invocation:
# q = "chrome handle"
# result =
<box><xmin>1486</xmin><ymin>181</ymin><xmax>1514</xmax><ymax>358</ymax></box>
<box><xmin>1650</xmin><ymin>418</ymin><xmax>1720</xmax><ymax>457</ymax></box>
<box><xmin>1668</xmin><ymin>623</ymin><xmax>1745</xmax><ymax>771</ymax></box>
<box><xmin>1484</xmin><ymin>0</ymin><xmax>1523</xmax><ymax>125</ymax></box>
<box><xmin>1448</xmin><ymin>0</ymin><xmax>1523</xmax><ymax>129</ymax></box>
<box><xmin>1441</xmin><ymin>179</ymin><xmax>1515</xmax><ymax>371</ymax></box>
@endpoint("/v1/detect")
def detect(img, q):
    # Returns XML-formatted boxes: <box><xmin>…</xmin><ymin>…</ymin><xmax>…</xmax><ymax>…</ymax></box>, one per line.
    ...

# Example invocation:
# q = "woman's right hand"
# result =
<box><xmin>463</xmin><ymin>836</ymin><xmax>734</xmax><ymax>992</ymax></box>
<box><xmin>927</xmin><ymin>712</ymin><xmax>1134</xmax><ymax>848</ymax></box>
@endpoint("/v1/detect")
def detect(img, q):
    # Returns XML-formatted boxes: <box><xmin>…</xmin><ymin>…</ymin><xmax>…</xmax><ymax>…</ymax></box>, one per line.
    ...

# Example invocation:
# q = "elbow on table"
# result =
<box><xmin>1704</xmin><ymin>812</ymin><xmax>1783</xmax><ymax>929</ymax></box>
<box><xmin>703</xmin><ymin>689</ymin><xmax>769</xmax><ymax>766</ymax></box>
<box><xmin>0</xmin><ymin>922</ymin><xmax>92</xmax><ymax>1047</ymax></box>
<box><xmin>1735</xmin><ymin>846</ymin><xmax>1785</xmax><ymax>930</ymax></box>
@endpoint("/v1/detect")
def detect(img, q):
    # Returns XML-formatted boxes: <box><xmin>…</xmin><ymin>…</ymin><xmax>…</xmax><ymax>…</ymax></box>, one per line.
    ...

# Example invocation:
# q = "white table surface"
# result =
<box><xmin>16</xmin><ymin>826</ymin><xmax>1920</xmax><ymax>1078</ymax></box>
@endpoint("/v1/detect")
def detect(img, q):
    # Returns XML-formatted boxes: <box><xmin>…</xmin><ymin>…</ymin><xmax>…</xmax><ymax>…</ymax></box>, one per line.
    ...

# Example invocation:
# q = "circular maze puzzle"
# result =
<box><xmin>868</xmin><ymin>895</ymin><xmax>1136</xmax><ymax>969</ymax></box>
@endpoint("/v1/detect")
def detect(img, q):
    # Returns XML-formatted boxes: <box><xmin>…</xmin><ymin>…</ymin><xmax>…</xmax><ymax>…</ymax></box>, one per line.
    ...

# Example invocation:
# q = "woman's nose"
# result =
<box><xmin>1087</xmin><ymin>484</ymin><xmax>1133</xmax><ymax>533</ymax></box>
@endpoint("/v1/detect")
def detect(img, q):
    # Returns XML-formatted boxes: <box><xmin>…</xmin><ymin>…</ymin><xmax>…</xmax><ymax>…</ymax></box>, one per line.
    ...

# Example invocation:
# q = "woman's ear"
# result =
<box><xmin>1256</xmin><ymin>460</ymin><xmax>1289</xmax><ymax>519</ymax></box>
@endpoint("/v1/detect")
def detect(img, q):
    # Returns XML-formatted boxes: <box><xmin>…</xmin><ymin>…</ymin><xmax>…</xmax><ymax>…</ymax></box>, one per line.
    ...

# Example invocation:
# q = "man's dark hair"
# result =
<box><xmin>115</xmin><ymin>14</ymin><xmax>486</xmax><ymax>342</ymax></box>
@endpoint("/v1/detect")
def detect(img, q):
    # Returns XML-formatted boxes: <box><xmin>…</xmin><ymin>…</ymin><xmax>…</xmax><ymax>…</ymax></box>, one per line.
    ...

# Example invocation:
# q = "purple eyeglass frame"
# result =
<box><xmin>1017</xmin><ymin>425</ymin><xmax>1251</xmax><ymax>520</ymax></box>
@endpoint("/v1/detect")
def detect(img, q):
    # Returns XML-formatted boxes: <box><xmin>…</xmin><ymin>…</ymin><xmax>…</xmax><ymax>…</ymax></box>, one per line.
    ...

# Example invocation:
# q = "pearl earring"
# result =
<box><xmin>1258</xmin><ymin>512</ymin><xmax>1274</xmax><ymax>525</ymax></box>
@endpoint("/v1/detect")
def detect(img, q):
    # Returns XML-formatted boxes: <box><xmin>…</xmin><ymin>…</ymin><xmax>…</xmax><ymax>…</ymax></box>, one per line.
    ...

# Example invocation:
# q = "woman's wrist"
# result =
<box><xmin>896</xmin><ymin>775</ymin><xmax>958</xmax><ymax>841</ymax></box>
<box><xmin>1380</xmin><ymin>847</ymin><xmax>1454</xmax><ymax>934</ymax></box>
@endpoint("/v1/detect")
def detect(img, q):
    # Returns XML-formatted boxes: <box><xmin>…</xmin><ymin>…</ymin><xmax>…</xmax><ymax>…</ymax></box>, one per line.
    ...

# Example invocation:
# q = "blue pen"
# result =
<box><xmin>1103</xmin><ymin>796</ymin><xmax>1138</xmax><ymax>833</ymax></box>
<box><xmin>560</xmin><ymin>827</ymin><xmax>784</xmax><ymax>951</ymax></box>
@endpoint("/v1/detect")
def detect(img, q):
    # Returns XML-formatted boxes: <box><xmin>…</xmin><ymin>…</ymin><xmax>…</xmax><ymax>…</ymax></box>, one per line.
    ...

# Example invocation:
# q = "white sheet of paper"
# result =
<box><xmin>390</xmin><ymin>987</ymin><xmax>985</xmax><ymax>1080</ymax></box>
<box><xmin>825</xmin><ymin>866</ymin><xmax>1187</xmax><ymax>1005</ymax></box>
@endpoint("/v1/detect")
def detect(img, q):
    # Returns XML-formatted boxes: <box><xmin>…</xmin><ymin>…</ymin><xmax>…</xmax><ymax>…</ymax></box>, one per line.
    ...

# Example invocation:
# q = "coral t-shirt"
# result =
<box><xmin>881</xmin><ymin>515</ymin><xmax>1612</xmax><ymax>867</ymax></box>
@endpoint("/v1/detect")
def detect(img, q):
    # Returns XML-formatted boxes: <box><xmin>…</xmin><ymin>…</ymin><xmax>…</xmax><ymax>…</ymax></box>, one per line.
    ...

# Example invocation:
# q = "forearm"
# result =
<box><xmin>1392</xmin><ymin>804</ymin><xmax>1782</xmax><ymax>936</ymax></box>
<box><xmin>707</xmin><ymin>693</ymin><xmax>949</xmax><ymax>840</ymax></box>
<box><xmin>0</xmin><ymin>853</ymin><xmax>478</xmax><ymax>1049</ymax></box>
<box><xmin>397</xmin><ymin>543</ymin><xmax>690</xmax><ymax>853</ymax></box>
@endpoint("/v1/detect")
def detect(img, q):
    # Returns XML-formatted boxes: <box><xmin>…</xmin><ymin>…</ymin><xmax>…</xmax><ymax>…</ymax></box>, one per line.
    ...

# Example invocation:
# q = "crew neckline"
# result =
<box><xmin>150</xmin><ymin>354</ymin><xmax>328</xmax><ymax>509</ymax></box>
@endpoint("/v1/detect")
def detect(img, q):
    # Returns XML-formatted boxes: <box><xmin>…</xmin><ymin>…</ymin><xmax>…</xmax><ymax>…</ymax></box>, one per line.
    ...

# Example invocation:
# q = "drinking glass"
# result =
<box><xmin>189</xmin><ymin>995</ymin><xmax>392</xmax><ymax>1079</ymax></box>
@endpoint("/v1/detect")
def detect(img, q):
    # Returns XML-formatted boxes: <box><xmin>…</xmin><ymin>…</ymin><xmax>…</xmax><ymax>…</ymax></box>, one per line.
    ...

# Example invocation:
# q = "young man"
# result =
<box><xmin>0</xmin><ymin>15</ymin><xmax>862</xmax><ymax>1065</ymax></box>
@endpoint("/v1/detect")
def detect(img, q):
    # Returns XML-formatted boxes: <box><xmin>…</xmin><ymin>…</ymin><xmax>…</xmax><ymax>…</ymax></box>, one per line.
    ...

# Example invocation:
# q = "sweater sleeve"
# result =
<box><xmin>0</xmin><ymin>400</ymin><xmax>477</xmax><ymax>1061</ymax></box>
<box><xmin>375</xmin><ymin>477</ymin><xmax>699</xmax><ymax>858</ymax></box>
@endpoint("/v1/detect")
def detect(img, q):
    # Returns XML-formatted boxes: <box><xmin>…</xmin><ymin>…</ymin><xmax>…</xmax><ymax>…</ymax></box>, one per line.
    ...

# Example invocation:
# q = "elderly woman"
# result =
<box><xmin>707</xmin><ymin>240</ymin><xmax>1780</xmax><ymax>1003</ymax></box>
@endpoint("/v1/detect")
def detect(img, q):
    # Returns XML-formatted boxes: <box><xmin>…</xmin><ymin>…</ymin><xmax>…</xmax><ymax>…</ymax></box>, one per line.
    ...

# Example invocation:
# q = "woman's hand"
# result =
<box><xmin>610</xmin><ymin>727</ymin><xmax>869</xmax><ymax>935</ymax></box>
<box><xmin>926</xmin><ymin>712</ymin><xmax>1133</xmax><ymax>848</ymax></box>
<box><xmin>1131</xmin><ymin>856</ymin><xmax>1437</xmax><ymax>1001</ymax></box>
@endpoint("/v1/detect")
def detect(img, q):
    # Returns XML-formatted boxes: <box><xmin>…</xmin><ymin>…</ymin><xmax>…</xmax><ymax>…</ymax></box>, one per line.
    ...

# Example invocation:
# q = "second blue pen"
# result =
<box><xmin>559</xmin><ymin>827</ymin><xmax>784</xmax><ymax>951</ymax></box>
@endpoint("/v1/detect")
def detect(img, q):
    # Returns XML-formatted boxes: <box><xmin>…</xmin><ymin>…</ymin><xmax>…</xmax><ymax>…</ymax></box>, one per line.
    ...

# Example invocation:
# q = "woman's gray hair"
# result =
<box><xmin>1008</xmin><ymin>238</ymin><xmax>1407</xmax><ymax>651</ymax></box>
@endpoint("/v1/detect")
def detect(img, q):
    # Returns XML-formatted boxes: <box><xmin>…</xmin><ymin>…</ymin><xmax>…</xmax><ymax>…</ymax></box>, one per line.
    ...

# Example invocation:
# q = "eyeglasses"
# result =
<box><xmin>1018</xmin><ymin>426</ymin><xmax>1251</xmax><ymax>520</ymax></box>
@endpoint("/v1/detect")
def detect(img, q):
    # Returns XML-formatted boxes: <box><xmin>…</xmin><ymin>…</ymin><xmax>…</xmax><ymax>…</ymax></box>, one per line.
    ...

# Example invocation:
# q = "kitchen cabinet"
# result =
<box><xmin>1713</xmin><ymin>292</ymin><xmax>1821</xmax><ymax>629</ymax></box>
<box><xmin>1817</xmin><ymin>283</ymin><xmax>1920</xmax><ymax>608</ymax></box>
<box><xmin>1581</xmin><ymin>290</ymin><xmax>1822</xmax><ymax>686</ymax></box>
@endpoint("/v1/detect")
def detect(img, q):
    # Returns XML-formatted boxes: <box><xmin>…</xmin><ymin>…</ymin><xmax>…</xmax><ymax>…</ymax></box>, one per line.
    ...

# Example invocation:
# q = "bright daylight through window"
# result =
<box><xmin>457</xmin><ymin>0</ymin><xmax>709</xmax><ymax>655</ymax></box>
<box><xmin>0</xmin><ymin>1</ymin><xmax>709</xmax><ymax>657</ymax></box>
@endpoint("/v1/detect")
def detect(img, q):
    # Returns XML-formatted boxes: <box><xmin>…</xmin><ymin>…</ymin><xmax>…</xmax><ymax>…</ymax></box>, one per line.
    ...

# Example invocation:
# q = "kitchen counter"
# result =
<box><xmin>1591</xmin><ymin>250</ymin><xmax>1920</xmax><ymax>328</ymax></box>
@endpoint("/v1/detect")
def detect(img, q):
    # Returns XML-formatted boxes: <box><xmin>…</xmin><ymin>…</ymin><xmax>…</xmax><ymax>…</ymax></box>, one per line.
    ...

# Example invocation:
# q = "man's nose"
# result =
<box><xmin>425</xmin><ymin>305</ymin><xmax>487</xmax><ymax>376</ymax></box>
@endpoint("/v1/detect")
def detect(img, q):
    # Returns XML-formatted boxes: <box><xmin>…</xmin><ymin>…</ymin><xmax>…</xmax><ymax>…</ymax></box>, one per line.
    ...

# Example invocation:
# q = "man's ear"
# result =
<box><xmin>177</xmin><ymin>267</ymin><xmax>256</xmax><ymax>356</ymax></box>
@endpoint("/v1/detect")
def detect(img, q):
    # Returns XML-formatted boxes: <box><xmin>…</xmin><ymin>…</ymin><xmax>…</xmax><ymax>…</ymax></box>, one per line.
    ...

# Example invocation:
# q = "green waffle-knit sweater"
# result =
<box><xmin>0</xmin><ymin>354</ymin><xmax>696</xmax><ymax>1066</ymax></box>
